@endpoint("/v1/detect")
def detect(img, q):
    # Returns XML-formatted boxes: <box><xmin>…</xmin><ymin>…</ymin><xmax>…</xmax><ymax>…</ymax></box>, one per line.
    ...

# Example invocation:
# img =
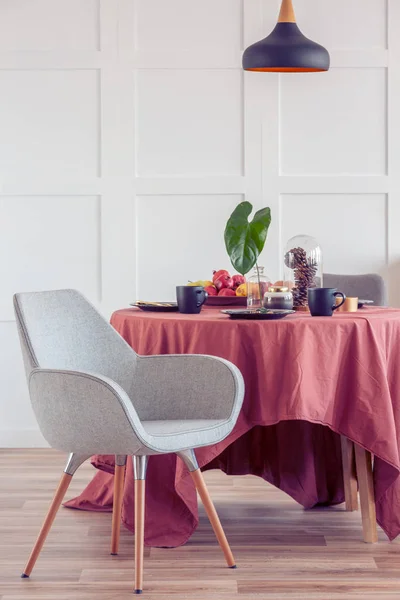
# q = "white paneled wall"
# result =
<box><xmin>0</xmin><ymin>0</ymin><xmax>398</xmax><ymax>446</ymax></box>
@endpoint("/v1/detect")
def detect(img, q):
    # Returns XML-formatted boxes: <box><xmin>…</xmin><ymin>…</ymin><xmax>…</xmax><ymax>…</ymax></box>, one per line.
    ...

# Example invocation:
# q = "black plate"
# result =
<box><xmin>221</xmin><ymin>309</ymin><xmax>295</xmax><ymax>320</ymax></box>
<box><xmin>358</xmin><ymin>299</ymin><xmax>374</xmax><ymax>309</ymax></box>
<box><xmin>130</xmin><ymin>302</ymin><xmax>179</xmax><ymax>312</ymax></box>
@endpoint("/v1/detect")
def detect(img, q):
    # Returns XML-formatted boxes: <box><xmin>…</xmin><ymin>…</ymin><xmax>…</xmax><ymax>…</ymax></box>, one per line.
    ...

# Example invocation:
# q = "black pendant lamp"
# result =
<box><xmin>243</xmin><ymin>0</ymin><xmax>330</xmax><ymax>73</ymax></box>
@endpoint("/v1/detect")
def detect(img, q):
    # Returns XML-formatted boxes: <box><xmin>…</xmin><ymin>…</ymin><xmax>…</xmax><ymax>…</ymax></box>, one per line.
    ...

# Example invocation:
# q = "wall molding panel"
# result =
<box><xmin>0</xmin><ymin>0</ymin><xmax>398</xmax><ymax>445</ymax></box>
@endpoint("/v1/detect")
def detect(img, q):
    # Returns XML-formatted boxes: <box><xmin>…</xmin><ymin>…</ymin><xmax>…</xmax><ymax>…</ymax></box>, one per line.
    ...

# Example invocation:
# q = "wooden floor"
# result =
<box><xmin>1</xmin><ymin>450</ymin><xmax>400</xmax><ymax>599</ymax></box>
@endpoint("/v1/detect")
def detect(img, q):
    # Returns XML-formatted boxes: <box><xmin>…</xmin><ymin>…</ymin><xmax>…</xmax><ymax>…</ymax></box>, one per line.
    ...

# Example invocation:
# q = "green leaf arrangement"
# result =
<box><xmin>224</xmin><ymin>201</ymin><xmax>271</xmax><ymax>276</ymax></box>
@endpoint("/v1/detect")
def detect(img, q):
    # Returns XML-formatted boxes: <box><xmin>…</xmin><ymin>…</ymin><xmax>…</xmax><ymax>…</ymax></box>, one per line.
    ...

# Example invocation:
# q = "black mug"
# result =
<box><xmin>308</xmin><ymin>287</ymin><xmax>346</xmax><ymax>317</ymax></box>
<box><xmin>176</xmin><ymin>286</ymin><xmax>208</xmax><ymax>314</ymax></box>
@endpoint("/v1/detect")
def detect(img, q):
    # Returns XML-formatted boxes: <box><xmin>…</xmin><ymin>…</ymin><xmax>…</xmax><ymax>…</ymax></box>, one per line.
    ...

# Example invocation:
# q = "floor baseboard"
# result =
<box><xmin>0</xmin><ymin>430</ymin><xmax>49</xmax><ymax>448</ymax></box>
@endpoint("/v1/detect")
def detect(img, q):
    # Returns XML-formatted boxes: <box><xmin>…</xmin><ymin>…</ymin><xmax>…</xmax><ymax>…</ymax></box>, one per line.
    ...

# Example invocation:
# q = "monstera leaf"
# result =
<box><xmin>224</xmin><ymin>201</ymin><xmax>271</xmax><ymax>275</ymax></box>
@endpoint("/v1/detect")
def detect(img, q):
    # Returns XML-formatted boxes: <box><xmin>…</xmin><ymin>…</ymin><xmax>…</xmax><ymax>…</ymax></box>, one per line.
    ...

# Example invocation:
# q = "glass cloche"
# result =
<box><xmin>283</xmin><ymin>235</ymin><xmax>323</xmax><ymax>309</ymax></box>
<box><xmin>247</xmin><ymin>265</ymin><xmax>271</xmax><ymax>309</ymax></box>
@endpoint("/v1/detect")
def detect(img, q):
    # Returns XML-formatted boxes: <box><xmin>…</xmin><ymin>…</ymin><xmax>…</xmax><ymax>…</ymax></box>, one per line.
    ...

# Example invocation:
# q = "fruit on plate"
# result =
<box><xmin>204</xmin><ymin>285</ymin><xmax>217</xmax><ymax>296</ymax></box>
<box><xmin>232</xmin><ymin>274</ymin><xmax>246</xmax><ymax>290</ymax></box>
<box><xmin>212</xmin><ymin>269</ymin><xmax>229</xmax><ymax>281</ymax></box>
<box><xmin>235</xmin><ymin>283</ymin><xmax>247</xmax><ymax>297</ymax></box>
<box><xmin>187</xmin><ymin>270</ymin><xmax>247</xmax><ymax>297</ymax></box>
<box><xmin>188</xmin><ymin>280</ymin><xmax>213</xmax><ymax>287</ymax></box>
<box><xmin>213</xmin><ymin>270</ymin><xmax>233</xmax><ymax>291</ymax></box>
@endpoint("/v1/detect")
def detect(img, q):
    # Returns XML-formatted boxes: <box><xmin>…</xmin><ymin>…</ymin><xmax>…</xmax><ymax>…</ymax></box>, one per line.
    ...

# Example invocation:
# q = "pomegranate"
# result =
<box><xmin>212</xmin><ymin>269</ymin><xmax>229</xmax><ymax>282</ymax></box>
<box><xmin>231</xmin><ymin>274</ymin><xmax>246</xmax><ymax>290</ymax></box>
<box><xmin>214</xmin><ymin>274</ymin><xmax>233</xmax><ymax>290</ymax></box>
<box><xmin>204</xmin><ymin>285</ymin><xmax>217</xmax><ymax>296</ymax></box>
<box><xmin>218</xmin><ymin>288</ymin><xmax>236</xmax><ymax>297</ymax></box>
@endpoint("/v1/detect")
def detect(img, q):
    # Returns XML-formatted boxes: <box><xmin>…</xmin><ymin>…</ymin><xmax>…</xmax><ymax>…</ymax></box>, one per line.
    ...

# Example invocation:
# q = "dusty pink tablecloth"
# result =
<box><xmin>66</xmin><ymin>307</ymin><xmax>400</xmax><ymax>545</ymax></box>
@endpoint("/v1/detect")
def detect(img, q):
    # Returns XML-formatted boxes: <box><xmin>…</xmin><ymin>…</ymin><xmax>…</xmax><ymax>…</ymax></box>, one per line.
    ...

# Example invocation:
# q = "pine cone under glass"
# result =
<box><xmin>284</xmin><ymin>246</ymin><xmax>318</xmax><ymax>307</ymax></box>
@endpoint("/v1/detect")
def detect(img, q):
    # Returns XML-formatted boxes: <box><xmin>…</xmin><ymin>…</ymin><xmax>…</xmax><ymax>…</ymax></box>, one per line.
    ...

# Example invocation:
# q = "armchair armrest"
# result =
<box><xmin>29</xmin><ymin>368</ymin><xmax>147</xmax><ymax>455</ymax></box>
<box><xmin>131</xmin><ymin>354</ymin><xmax>244</xmax><ymax>422</ymax></box>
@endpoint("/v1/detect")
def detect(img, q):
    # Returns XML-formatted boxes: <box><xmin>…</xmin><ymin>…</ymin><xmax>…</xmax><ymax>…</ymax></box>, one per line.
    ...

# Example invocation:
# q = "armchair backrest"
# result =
<box><xmin>13</xmin><ymin>289</ymin><xmax>137</xmax><ymax>395</ymax></box>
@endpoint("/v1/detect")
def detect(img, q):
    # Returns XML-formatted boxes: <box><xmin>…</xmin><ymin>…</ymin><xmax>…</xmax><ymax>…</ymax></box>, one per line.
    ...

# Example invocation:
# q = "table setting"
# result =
<box><xmin>65</xmin><ymin>200</ymin><xmax>400</xmax><ymax>548</ymax></box>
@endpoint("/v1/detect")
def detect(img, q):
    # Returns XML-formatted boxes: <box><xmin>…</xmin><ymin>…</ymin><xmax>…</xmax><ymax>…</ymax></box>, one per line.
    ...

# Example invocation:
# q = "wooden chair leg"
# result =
<box><xmin>21</xmin><ymin>472</ymin><xmax>73</xmax><ymax>577</ymax></box>
<box><xmin>340</xmin><ymin>436</ymin><xmax>358</xmax><ymax>511</ymax></box>
<box><xmin>134</xmin><ymin>478</ymin><xmax>145</xmax><ymax>594</ymax></box>
<box><xmin>110</xmin><ymin>462</ymin><xmax>126</xmax><ymax>555</ymax></box>
<box><xmin>190</xmin><ymin>468</ymin><xmax>236</xmax><ymax>568</ymax></box>
<box><xmin>354</xmin><ymin>444</ymin><xmax>378</xmax><ymax>543</ymax></box>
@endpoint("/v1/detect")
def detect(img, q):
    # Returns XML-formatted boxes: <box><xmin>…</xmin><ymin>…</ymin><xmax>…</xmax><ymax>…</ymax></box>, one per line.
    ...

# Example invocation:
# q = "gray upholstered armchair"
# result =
<box><xmin>14</xmin><ymin>289</ymin><xmax>245</xmax><ymax>594</ymax></box>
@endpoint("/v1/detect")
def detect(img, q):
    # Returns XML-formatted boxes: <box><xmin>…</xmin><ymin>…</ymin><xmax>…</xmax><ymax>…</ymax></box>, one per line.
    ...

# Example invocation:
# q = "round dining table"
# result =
<box><xmin>66</xmin><ymin>305</ymin><xmax>400</xmax><ymax>546</ymax></box>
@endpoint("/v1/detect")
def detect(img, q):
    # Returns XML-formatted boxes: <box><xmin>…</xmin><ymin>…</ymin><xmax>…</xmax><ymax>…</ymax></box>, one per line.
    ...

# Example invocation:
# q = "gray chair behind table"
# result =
<box><xmin>323</xmin><ymin>273</ymin><xmax>387</xmax><ymax>306</ymax></box>
<box><xmin>324</xmin><ymin>273</ymin><xmax>386</xmax><ymax>545</ymax></box>
<box><xmin>13</xmin><ymin>289</ymin><xmax>244</xmax><ymax>594</ymax></box>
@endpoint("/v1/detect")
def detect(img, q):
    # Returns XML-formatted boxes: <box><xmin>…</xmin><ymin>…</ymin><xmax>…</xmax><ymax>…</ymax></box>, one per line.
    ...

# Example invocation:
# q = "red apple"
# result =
<box><xmin>218</xmin><ymin>288</ymin><xmax>236</xmax><ymax>297</ymax></box>
<box><xmin>204</xmin><ymin>285</ymin><xmax>217</xmax><ymax>296</ymax></box>
<box><xmin>232</xmin><ymin>274</ymin><xmax>246</xmax><ymax>290</ymax></box>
